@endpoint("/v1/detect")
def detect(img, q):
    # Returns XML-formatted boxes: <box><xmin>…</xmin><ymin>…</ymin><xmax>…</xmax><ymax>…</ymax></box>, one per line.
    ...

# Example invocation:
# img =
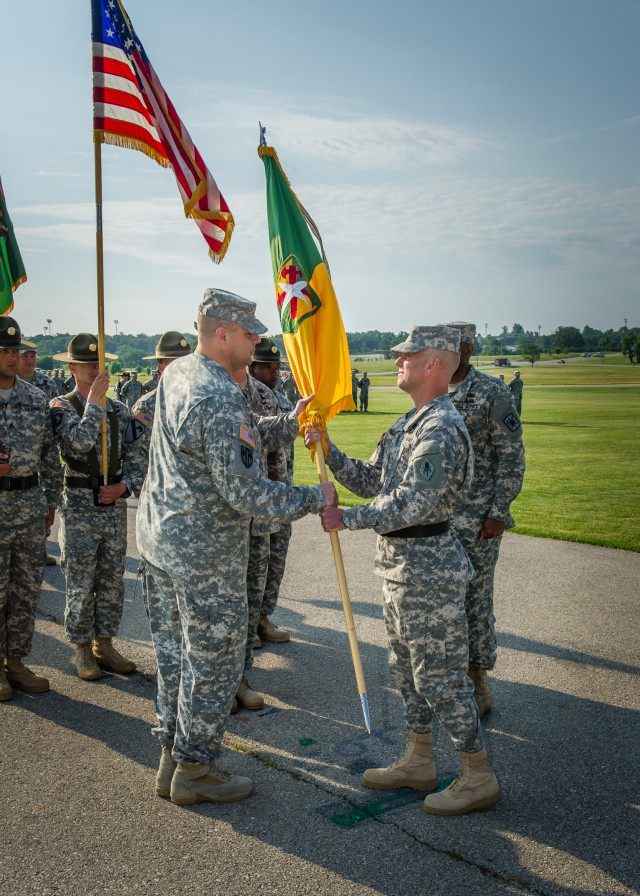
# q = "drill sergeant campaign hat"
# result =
<box><xmin>251</xmin><ymin>337</ymin><xmax>281</xmax><ymax>364</ymax></box>
<box><xmin>0</xmin><ymin>316</ymin><xmax>36</xmax><ymax>351</ymax></box>
<box><xmin>199</xmin><ymin>288</ymin><xmax>267</xmax><ymax>336</ymax></box>
<box><xmin>437</xmin><ymin>320</ymin><xmax>476</xmax><ymax>345</ymax></box>
<box><xmin>53</xmin><ymin>333</ymin><xmax>117</xmax><ymax>363</ymax></box>
<box><xmin>143</xmin><ymin>331</ymin><xmax>191</xmax><ymax>360</ymax></box>
<box><xmin>391</xmin><ymin>325</ymin><xmax>461</xmax><ymax>355</ymax></box>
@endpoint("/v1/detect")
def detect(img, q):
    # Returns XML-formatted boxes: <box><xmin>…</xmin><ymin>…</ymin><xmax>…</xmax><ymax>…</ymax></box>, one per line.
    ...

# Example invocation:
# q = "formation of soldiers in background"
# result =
<box><xmin>1</xmin><ymin>301</ymin><xmax>524</xmax><ymax>818</ymax></box>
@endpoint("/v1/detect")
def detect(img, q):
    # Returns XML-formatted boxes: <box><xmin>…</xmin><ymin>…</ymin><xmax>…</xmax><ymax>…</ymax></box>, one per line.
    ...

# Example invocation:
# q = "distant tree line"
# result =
<box><xmin>23</xmin><ymin>322</ymin><xmax>640</xmax><ymax>370</ymax></box>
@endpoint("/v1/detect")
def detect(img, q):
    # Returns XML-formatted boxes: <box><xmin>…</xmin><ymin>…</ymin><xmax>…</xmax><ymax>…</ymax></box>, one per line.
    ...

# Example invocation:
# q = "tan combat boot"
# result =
<box><xmin>92</xmin><ymin>637</ymin><xmax>136</xmax><ymax>674</ymax></box>
<box><xmin>236</xmin><ymin>677</ymin><xmax>264</xmax><ymax>710</ymax></box>
<box><xmin>155</xmin><ymin>747</ymin><xmax>177</xmax><ymax>798</ymax></box>
<box><xmin>256</xmin><ymin>614</ymin><xmax>290</xmax><ymax>643</ymax></box>
<box><xmin>423</xmin><ymin>748</ymin><xmax>500</xmax><ymax>816</ymax></box>
<box><xmin>170</xmin><ymin>761</ymin><xmax>254</xmax><ymax>805</ymax></box>
<box><xmin>73</xmin><ymin>643</ymin><xmax>102</xmax><ymax>681</ymax></box>
<box><xmin>468</xmin><ymin>663</ymin><xmax>493</xmax><ymax>718</ymax></box>
<box><xmin>4</xmin><ymin>657</ymin><xmax>50</xmax><ymax>693</ymax></box>
<box><xmin>0</xmin><ymin>665</ymin><xmax>13</xmax><ymax>701</ymax></box>
<box><xmin>253</xmin><ymin>633</ymin><xmax>262</xmax><ymax>649</ymax></box>
<box><xmin>362</xmin><ymin>730</ymin><xmax>437</xmax><ymax>791</ymax></box>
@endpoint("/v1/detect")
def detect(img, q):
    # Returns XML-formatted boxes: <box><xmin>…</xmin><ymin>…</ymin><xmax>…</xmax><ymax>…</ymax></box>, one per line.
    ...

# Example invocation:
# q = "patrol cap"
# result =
<box><xmin>391</xmin><ymin>325</ymin><xmax>461</xmax><ymax>355</ymax></box>
<box><xmin>437</xmin><ymin>320</ymin><xmax>476</xmax><ymax>345</ymax></box>
<box><xmin>199</xmin><ymin>288</ymin><xmax>267</xmax><ymax>336</ymax></box>
<box><xmin>0</xmin><ymin>316</ymin><xmax>36</xmax><ymax>351</ymax></box>
<box><xmin>143</xmin><ymin>331</ymin><xmax>191</xmax><ymax>360</ymax></box>
<box><xmin>252</xmin><ymin>337</ymin><xmax>281</xmax><ymax>363</ymax></box>
<box><xmin>53</xmin><ymin>333</ymin><xmax>117</xmax><ymax>363</ymax></box>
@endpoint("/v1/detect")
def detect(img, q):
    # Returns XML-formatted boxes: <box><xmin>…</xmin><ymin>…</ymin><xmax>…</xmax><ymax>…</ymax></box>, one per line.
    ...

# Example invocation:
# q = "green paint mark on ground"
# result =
<box><xmin>326</xmin><ymin>779</ymin><xmax>455</xmax><ymax>828</ymax></box>
<box><xmin>299</xmin><ymin>738</ymin><xmax>317</xmax><ymax>746</ymax></box>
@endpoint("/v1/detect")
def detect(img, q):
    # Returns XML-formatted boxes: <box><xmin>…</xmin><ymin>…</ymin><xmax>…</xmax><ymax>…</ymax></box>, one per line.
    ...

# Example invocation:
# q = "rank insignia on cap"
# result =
<box><xmin>239</xmin><ymin>424</ymin><xmax>256</xmax><ymax>449</ymax></box>
<box><xmin>89</xmin><ymin>343</ymin><xmax>97</xmax><ymax>352</ymax></box>
<box><xmin>7</xmin><ymin>327</ymin><xmax>15</xmax><ymax>336</ymax></box>
<box><xmin>180</xmin><ymin>339</ymin><xmax>188</xmax><ymax>347</ymax></box>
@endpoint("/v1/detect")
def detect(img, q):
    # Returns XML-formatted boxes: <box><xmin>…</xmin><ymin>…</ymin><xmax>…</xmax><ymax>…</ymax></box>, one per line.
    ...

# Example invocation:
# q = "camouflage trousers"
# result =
<box><xmin>261</xmin><ymin>524</ymin><xmax>292</xmax><ymax>617</ymax></box>
<box><xmin>0</xmin><ymin>514</ymin><xmax>46</xmax><ymax>658</ymax></box>
<box><xmin>457</xmin><ymin>532</ymin><xmax>502</xmax><ymax>670</ymax></box>
<box><xmin>59</xmin><ymin>499</ymin><xmax>127</xmax><ymax>643</ymax></box>
<box><xmin>382</xmin><ymin>577</ymin><xmax>483</xmax><ymax>753</ymax></box>
<box><xmin>244</xmin><ymin>534</ymin><xmax>270</xmax><ymax>671</ymax></box>
<box><xmin>143</xmin><ymin>558</ymin><xmax>247</xmax><ymax>763</ymax></box>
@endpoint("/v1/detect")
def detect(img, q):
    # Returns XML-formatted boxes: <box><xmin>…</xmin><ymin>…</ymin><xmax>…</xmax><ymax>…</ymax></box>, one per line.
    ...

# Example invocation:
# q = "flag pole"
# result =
<box><xmin>314</xmin><ymin>447</ymin><xmax>372</xmax><ymax>734</ymax></box>
<box><xmin>93</xmin><ymin>138</ymin><xmax>109</xmax><ymax>478</ymax></box>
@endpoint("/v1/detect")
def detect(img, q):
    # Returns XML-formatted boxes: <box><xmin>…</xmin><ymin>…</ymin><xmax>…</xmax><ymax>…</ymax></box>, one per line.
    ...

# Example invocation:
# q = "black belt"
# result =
<box><xmin>0</xmin><ymin>474</ymin><xmax>40</xmax><ymax>491</ymax></box>
<box><xmin>384</xmin><ymin>521</ymin><xmax>450</xmax><ymax>538</ymax></box>
<box><xmin>65</xmin><ymin>475</ymin><xmax>122</xmax><ymax>489</ymax></box>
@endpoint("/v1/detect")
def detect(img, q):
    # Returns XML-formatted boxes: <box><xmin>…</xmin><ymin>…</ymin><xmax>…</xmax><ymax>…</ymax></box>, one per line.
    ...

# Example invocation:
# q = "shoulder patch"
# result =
<box><xmin>124</xmin><ymin>418</ymin><xmax>147</xmax><ymax>443</ymax></box>
<box><xmin>409</xmin><ymin>447</ymin><xmax>444</xmax><ymax>490</ymax></box>
<box><xmin>239</xmin><ymin>424</ymin><xmax>256</xmax><ymax>449</ymax></box>
<box><xmin>135</xmin><ymin>409</ymin><xmax>152</xmax><ymax>428</ymax></box>
<box><xmin>50</xmin><ymin>398</ymin><xmax>71</xmax><ymax>409</ymax></box>
<box><xmin>502</xmin><ymin>412</ymin><xmax>522</xmax><ymax>433</ymax></box>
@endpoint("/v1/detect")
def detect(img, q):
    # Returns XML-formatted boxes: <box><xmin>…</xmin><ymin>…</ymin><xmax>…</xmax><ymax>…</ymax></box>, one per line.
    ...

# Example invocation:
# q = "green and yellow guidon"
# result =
<box><xmin>259</xmin><ymin>143</ymin><xmax>354</xmax><ymax>421</ymax></box>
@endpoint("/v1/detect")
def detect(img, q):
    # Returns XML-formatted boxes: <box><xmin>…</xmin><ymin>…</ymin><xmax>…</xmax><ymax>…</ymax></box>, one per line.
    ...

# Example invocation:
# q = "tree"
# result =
<box><xmin>552</xmin><ymin>326</ymin><xmax>584</xmax><ymax>354</ymax></box>
<box><xmin>520</xmin><ymin>343</ymin><xmax>541</xmax><ymax>366</ymax></box>
<box><xmin>621</xmin><ymin>333</ymin><xmax>636</xmax><ymax>364</ymax></box>
<box><xmin>38</xmin><ymin>355</ymin><xmax>54</xmax><ymax>370</ymax></box>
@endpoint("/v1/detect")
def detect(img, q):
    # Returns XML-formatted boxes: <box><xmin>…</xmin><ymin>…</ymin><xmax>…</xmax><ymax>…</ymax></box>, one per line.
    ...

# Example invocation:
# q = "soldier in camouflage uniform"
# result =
<box><xmin>358</xmin><ymin>372</ymin><xmax>371</xmax><ymax>412</ymax></box>
<box><xmin>136</xmin><ymin>288</ymin><xmax>337</xmax><ymax>806</ymax></box>
<box><xmin>17</xmin><ymin>348</ymin><xmax>58</xmax><ymax>402</ymax></box>
<box><xmin>51</xmin><ymin>335</ymin><xmax>147</xmax><ymax>682</ymax></box>
<box><xmin>233</xmin><ymin>339</ymin><xmax>301</xmax><ymax>710</ymax></box>
<box><xmin>440</xmin><ymin>322</ymin><xmax>525</xmax><ymax>717</ymax></box>
<box><xmin>0</xmin><ymin>318</ymin><xmax>61</xmax><ymax>701</ymax></box>
<box><xmin>142</xmin><ymin>370</ymin><xmax>160</xmax><ymax>394</ymax></box>
<box><xmin>508</xmin><ymin>370</ymin><xmax>524</xmax><ymax>416</ymax></box>
<box><xmin>18</xmin><ymin>346</ymin><xmax>61</xmax><ymax>566</ymax></box>
<box><xmin>281</xmin><ymin>369</ymin><xmax>301</xmax><ymax>404</ymax></box>
<box><xmin>249</xmin><ymin>338</ymin><xmax>295</xmax><ymax>649</ymax></box>
<box><xmin>120</xmin><ymin>372</ymin><xmax>143</xmax><ymax>409</ymax></box>
<box><xmin>306</xmin><ymin>325</ymin><xmax>500</xmax><ymax>817</ymax></box>
<box><xmin>128</xmin><ymin>332</ymin><xmax>193</xmax><ymax>495</ymax></box>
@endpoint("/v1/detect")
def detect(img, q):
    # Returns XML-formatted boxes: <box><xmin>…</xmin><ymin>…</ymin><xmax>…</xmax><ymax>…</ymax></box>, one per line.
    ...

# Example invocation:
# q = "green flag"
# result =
<box><xmin>0</xmin><ymin>178</ymin><xmax>27</xmax><ymax>315</ymax></box>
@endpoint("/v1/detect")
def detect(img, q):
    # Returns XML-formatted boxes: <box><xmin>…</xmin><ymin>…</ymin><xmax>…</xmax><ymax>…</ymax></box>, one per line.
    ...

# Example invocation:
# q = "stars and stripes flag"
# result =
<box><xmin>91</xmin><ymin>0</ymin><xmax>234</xmax><ymax>262</ymax></box>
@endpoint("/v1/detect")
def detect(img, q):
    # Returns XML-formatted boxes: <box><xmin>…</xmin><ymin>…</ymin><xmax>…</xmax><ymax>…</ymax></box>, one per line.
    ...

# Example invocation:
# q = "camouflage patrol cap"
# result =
<box><xmin>391</xmin><ymin>325</ymin><xmax>461</xmax><ymax>355</ymax></box>
<box><xmin>252</xmin><ymin>337</ymin><xmax>281</xmax><ymax>363</ymax></box>
<box><xmin>0</xmin><ymin>316</ymin><xmax>36</xmax><ymax>350</ymax></box>
<box><xmin>199</xmin><ymin>288</ymin><xmax>267</xmax><ymax>336</ymax></box>
<box><xmin>437</xmin><ymin>320</ymin><xmax>476</xmax><ymax>344</ymax></box>
<box><xmin>53</xmin><ymin>333</ymin><xmax>117</xmax><ymax>363</ymax></box>
<box><xmin>143</xmin><ymin>331</ymin><xmax>191</xmax><ymax>360</ymax></box>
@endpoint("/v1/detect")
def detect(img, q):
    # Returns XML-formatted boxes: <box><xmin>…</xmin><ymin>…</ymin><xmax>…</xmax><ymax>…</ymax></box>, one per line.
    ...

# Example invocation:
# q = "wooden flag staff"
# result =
<box><xmin>93</xmin><ymin>139</ymin><xmax>109</xmax><ymax>477</ymax></box>
<box><xmin>313</xmin><ymin>447</ymin><xmax>372</xmax><ymax>734</ymax></box>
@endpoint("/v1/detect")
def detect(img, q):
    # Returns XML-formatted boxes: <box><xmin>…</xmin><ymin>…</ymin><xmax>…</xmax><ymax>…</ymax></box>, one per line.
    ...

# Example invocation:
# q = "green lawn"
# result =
<box><xmin>293</xmin><ymin>384</ymin><xmax>640</xmax><ymax>553</ymax></box>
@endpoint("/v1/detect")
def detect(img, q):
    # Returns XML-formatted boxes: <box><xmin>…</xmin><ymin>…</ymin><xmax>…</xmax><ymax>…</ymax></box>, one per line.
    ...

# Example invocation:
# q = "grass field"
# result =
<box><xmin>293</xmin><ymin>383</ymin><xmax>640</xmax><ymax>554</ymax></box>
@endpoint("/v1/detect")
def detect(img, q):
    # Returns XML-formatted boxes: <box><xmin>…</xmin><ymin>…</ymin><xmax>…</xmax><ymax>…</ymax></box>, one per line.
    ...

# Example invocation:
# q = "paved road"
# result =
<box><xmin>2</xmin><ymin>507</ymin><xmax>638</xmax><ymax>896</ymax></box>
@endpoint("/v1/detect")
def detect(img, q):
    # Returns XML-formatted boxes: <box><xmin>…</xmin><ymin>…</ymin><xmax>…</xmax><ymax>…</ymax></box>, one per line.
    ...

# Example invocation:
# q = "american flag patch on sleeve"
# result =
<box><xmin>239</xmin><ymin>424</ymin><xmax>256</xmax><ymax>448</ymax></box>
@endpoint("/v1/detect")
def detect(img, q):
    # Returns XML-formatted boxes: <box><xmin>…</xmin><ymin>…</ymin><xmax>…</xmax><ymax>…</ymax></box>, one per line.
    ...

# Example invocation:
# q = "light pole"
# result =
<box><xmin>114</xmin><ymin>320</ymin><xmax>119</xmax><ymax>356</ymax></box>
<box><xmin>47</xmin><ymin>319</ymin><xmax>52</xmax><ymax>354</ymax></box>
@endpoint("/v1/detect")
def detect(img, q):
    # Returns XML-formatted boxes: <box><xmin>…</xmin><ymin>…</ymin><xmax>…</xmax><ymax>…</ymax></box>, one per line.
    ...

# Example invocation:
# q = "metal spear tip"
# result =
<box><xmin>360</xmin><ymin>693</ymin><xmax>372</xmax><ymax>735</ymax></box>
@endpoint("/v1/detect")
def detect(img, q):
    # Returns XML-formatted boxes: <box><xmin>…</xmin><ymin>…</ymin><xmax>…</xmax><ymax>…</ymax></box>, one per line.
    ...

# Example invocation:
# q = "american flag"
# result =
<box><xmin>91</xmin><ymin>0</ymin><xmax>234</xmax><ymax>262</ymax></box>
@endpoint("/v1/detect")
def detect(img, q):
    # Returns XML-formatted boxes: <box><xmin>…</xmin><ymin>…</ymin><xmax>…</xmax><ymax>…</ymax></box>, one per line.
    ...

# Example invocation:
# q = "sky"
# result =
<box><xmin>2</xmin><ymin>0</ymin><xmax>638</xmax><ymax>340</ymax></box>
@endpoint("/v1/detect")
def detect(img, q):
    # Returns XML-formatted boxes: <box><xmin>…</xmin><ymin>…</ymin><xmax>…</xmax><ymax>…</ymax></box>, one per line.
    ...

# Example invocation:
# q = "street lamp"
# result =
<box><xmin>47</xmin><ymin>319</ymin><xmax>52</xmax><ymax>354</ymax></box>
<box><xmin>114</xmin><ymin>320</ymin><xmax>119</xmax><ymax>356</ymax></box>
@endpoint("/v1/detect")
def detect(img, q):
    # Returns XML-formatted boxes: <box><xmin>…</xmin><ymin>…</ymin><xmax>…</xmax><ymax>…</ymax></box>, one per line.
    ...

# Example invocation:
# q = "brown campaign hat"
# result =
<box><xmin>251</xmin><ymin>337</ymin><xmax>281</xmax><ymax>363</ymax></box>
<box><xmin>0</xmin><ymin>316</ymin><xmax>36</xmax><ymax>350</ymax></box>
<box><xmin>143</xmin><ymin>331</ymin><xmax>192</xmax><ymax>360</ymax></box>
<box><xmin>53</xmin><ymin>333</ymin><xmax>117</xmax><ymax>363</ymax></box>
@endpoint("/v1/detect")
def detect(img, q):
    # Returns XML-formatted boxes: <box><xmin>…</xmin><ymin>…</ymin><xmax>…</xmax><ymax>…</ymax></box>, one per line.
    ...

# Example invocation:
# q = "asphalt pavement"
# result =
<box><xmin>1</xmin><ymin>505</ymin><xmax>638</xmax><ymax>896</ymax></box>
